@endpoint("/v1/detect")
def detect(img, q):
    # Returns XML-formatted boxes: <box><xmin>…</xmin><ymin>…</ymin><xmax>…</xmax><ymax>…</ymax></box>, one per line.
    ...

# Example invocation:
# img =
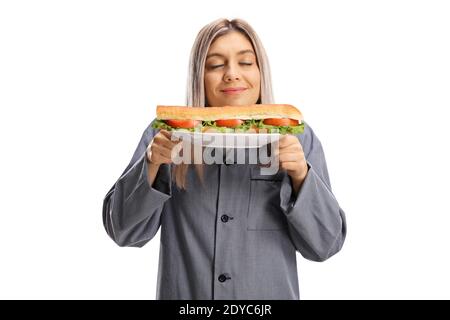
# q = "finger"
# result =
<box><xmin>279</xmin><ymin>143</ymin><xmax>303</xmax><ymax>156</ymax></box>
<box><xmin>148</xmin><ymin>148</ymin><xmax>173</xmax><ymax>164</ymax></box>
<box><xmin>154</xmin><ymin>134</ymin><xmax>180</xmax><ymax>149</ymax></box>
<box><xmin>280</xmin><ymin>161</ymin><xmax>300</xmax><ymax>172</ymax></box>
<box><xmin>279</xmin><ymin>147</ymin><xmax>304</xmax><ymax>159</ymax></box>
<box><xmin>151</xmin><ymin>137</ymin><xmax>173</xmax><ymax>153</ymax></box>
<box><xmin>159</xmin><ymin>129</ymin><xmax>182</xmax><ymax>145</ymax></box>
<box><xmin>279</xmin><ymin>140</ymin><xmax>302</xmax><ymax>151</ymax></box>
<box><xmin>279</xmin><ymin>153</ymin><xmax>300</xmax><ymax>163</ymax></box>
<box><xmin>152</xmin><ymin>143</ymin><xmax>178</xmax><ymax>160</ymax></box>
<box><xmin>151</xmin><ymin>145</ymin><xmax>171</xmax><ymax>160</ymax></box>
<box><xmin>165</xmin><ymin>129</ymin><xmax>183</xmax><ymax>143</ymax></box>
<box><xmin>164</xmin><ymin>142</ymin><xmax>184</xmax><ymax>159</ymax></box>
<box><xmin>278</xmin><ymin>134</ymin><xmax>296</xmax><ymax>147</ymax></box>
<box><xmin>272</xmin><ymin>146</ymin><xmax>302</xmax><ymax>158</ymax></box>
<box><xmin>159</xmin><ymin>129</ymin><xmax>172</xmax><ymax>139</ymax></box>
<box><xmin>278</xmin><ymin>134</ymin><xmax>291</xmax><ymax>143</ymax></box>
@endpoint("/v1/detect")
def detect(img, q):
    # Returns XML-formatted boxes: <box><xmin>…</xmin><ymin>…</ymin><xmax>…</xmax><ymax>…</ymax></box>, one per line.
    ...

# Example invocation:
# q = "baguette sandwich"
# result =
<box><xmin>152</xmin><ymin>104</ymin><xmax>305</xmax><ymax>134</ymax></box>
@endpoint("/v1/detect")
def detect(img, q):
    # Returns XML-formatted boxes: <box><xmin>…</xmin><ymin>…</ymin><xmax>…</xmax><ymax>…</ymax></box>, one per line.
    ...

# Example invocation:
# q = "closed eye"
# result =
<box><xmin>210</xmin><ymin>62</ymin><xmax>253</xmax><ymax>69</ymax></box>
<box><xmin>210</xmin><ymin>64</ymin><xmax>224</xmax><ymax>69</ymax></box>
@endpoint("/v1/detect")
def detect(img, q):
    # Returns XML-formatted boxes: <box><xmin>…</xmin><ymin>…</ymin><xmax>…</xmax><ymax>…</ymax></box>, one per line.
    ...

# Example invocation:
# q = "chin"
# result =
<box><xmin>209</xmin><ymin>96</ymin><xmax>258</xmax><ymax>107</ymax></box>
<box><xmin>222</xmin><ymin>98</ymin><xmax>258</xmax><ymax>106</ymax></box>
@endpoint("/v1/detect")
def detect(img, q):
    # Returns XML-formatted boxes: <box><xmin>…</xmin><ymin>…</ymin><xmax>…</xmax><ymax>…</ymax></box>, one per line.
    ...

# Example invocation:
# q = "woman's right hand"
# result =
<box><xmin>146</xmin><ymin>129</ymin><xmax>181</xmax><ymax>165</ymax></box>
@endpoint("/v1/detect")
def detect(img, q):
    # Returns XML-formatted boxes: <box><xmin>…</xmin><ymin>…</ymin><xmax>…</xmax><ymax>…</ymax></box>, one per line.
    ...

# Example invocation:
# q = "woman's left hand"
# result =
<box><xmin>276</xmin><ymin>135</ymin><xmax>309</xmax><ymax>195</ymax></box>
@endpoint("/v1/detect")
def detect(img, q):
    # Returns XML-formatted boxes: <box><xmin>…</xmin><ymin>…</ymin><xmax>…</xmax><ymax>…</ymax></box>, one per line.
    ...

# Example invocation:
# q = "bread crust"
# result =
<box><xmin>156</xmin><ymin>104</ymin><xmax>303</xmax><ymax>121</ymax></box>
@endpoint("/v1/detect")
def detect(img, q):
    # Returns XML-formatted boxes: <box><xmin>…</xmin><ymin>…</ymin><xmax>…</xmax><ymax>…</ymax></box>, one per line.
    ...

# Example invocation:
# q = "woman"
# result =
<box><xmin>103</xmin><ymin>18</ymin><xmax>346</xmax><ymax>300</ymax></box>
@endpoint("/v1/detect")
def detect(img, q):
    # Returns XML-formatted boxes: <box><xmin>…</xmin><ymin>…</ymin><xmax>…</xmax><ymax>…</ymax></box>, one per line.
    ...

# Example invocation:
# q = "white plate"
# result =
<box><xmin>171</xmin><ymin>132</ymin><xmax>281</xmax><ymax>148</ymax></box>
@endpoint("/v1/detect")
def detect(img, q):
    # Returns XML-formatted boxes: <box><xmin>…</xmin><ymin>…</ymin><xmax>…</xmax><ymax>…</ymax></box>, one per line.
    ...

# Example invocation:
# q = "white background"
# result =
<box><xmin>1</xmin><ymin>0</ymin><xmax>449</xmax><ymax>299</ymax></box>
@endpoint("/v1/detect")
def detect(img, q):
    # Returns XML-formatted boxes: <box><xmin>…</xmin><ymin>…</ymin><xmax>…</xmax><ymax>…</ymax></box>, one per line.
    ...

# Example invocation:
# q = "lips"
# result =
<box><xmin>221</xmin><ymin>87</ymin><xmax>247</xmax><ymax>94</ymax></box>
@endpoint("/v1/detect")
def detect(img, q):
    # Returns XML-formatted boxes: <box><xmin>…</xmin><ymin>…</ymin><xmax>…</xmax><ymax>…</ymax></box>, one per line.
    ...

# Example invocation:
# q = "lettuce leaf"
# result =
<box><xmin>202</xmin><ymin>120</ymin><xmax>234</xmax><ymax>133</ymax></box>
<box><xmin>151</xmin><ymin>119</ymin><xmax>305</xmax><ymax>135</ymax></box>
<box><xmin>151</xmin><ymin>119</ymin><xmax>173</xmax><ymax>130</ymax></box>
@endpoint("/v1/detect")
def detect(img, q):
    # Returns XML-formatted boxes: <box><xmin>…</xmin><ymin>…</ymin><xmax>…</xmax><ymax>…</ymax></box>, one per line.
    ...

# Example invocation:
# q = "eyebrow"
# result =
<box><xmin>206</xmin><ymin>49</ymin><xmax>255</xmax><ymax>60</ymax></box>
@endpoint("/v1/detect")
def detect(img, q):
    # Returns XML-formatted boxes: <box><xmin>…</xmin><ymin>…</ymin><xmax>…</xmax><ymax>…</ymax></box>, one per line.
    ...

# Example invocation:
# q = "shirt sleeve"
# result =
<box><xmin>279</xmin><ymin>122</ymin><xmax>347</xmax><ymax>261</ymax></box>
<box><xmin>102</xmin><ymin>121</ymin><xmax>172</xmax><ymax>247</ymax></box>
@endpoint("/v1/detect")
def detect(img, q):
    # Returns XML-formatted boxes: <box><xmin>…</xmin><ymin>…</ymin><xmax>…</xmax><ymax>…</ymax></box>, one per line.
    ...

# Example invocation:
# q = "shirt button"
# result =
<box><xmin>221</xmin><ymin>214</ymin><xmax>229</xmax><ymax>223</ymax></box>
<box><xmin>218</xmin><ymin>274</ymin><xmax>230</xmax><ymax>282</ymax></box>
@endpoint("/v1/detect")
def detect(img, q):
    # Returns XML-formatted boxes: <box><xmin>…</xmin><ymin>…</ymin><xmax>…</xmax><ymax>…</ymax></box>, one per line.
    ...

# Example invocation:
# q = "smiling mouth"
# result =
<box><xmin>221</xmin><ymin>88</ymin><xmax>247</xmax><ymax>95</ymax></box>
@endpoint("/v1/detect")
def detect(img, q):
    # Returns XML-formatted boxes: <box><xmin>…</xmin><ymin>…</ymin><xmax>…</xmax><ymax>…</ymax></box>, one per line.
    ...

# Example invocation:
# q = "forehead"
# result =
<box><xmin>207</xmin><ymin>31</ymin><xmax>254</xmax><ymax>57</ymax></box>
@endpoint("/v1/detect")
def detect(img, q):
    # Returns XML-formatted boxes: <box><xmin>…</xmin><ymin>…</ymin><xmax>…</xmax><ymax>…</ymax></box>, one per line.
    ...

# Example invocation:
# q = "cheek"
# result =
<box><xmin>250</xmin><ymin>69</ymin><xmax>261</xmax><ymax>90</ymax></box>
<box><xmin>204</xmin><ymin>74</ymin><xmax>219</xmax><ymax>93</ymax></box>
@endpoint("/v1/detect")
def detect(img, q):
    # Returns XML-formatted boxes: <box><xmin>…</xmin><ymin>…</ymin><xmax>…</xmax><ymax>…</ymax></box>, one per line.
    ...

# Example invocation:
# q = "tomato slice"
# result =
<box><xmin>263</xmin><ymin>118</ymin><xmax>299</xmax><ymax>126</ymax></box>
<box><xmin>215</xmin><ymin>119</ymin><xmax>244</xmax><ymax>128</ymax></box>
<box><xmin>165</xmin><ymin>119</ymin><xmax>201</xmax><ymax>129</ymax></box>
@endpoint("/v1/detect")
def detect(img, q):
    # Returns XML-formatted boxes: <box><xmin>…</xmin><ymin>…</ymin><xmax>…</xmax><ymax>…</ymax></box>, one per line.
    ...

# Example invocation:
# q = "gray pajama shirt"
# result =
<box><xmin>103</xmin><ymin>121</ymin><xmax>346</xmax><ymax>300</ymax></box>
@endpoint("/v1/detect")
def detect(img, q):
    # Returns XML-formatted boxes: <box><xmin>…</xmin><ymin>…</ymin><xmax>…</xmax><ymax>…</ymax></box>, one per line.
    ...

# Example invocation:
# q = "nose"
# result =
<box><xmin>223</xmin><ymin>65</ymin><xmax>241</xmax><ymax>82</ymax></box>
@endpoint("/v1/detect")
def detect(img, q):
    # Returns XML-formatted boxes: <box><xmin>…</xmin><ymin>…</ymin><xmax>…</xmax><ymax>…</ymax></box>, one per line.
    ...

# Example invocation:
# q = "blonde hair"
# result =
<box><xmin>173</xmin><ymin>18</ymin><xmax>275</xmax><ymax>190</ymax></box>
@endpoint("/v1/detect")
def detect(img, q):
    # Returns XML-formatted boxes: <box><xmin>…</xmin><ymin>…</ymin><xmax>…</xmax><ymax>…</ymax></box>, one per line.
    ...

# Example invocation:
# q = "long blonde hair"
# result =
<box><xmin>173</xmin><ymin>18</ymin><xmax>275</xmax><ymax>190</ymax></box>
